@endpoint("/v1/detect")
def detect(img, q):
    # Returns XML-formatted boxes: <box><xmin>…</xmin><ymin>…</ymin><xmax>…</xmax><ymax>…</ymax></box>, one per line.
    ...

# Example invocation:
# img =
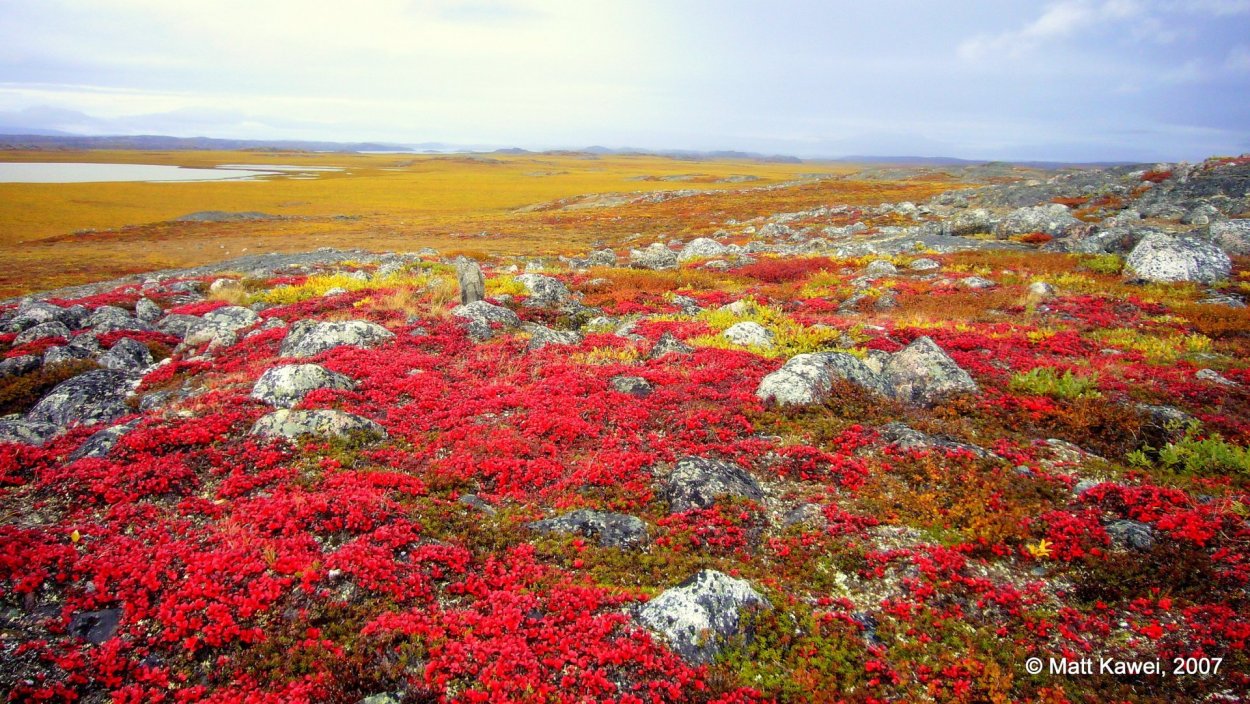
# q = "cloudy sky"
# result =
<box><xmin>0</xmin><ymin>0</ymin><xmax>1247</xmax><ymax>161</ymax></box>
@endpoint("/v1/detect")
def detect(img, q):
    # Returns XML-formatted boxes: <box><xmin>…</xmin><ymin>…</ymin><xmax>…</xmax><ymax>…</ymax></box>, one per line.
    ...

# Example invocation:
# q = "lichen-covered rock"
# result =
<box><xmin>14</xmin><ymin>321</ymin><xmax>71</xmax><ymax>346</ymax></box>
<box><xmin>959</xmin><ymin>276</ymin><xmax>997</xmax><ymax>290</ymax></box>
<box><xmin>635</xmin><ymin>570</ymin><xmax>770</xmax><ymax>664</ymax></box>
<box><xmin>43</xmin><ymin>336</ymin><xmax>100</xmax><ymax>366</ymax></box>
<box><xmin>588</xmin><ymin>249</ymin><xmax>617</xmax><ymax>266</ymax></box>
<box><xmin>664</xmin><ymin>456</ymin><xmax>764</xmax><ymax>513</ymax></box>
<box><xmin>280</xmin><ymin>319</ymin><xmax>395</xmax><ymax>357</ymax></box>
<box><xmin>881</xmin><ymin>336</ymin><xmax>977</xmax><ymax>406</ymax></box>
<box><xmin>998</xmin><ymin>204</ymin><xmax>1080</xmax><ymax>237</ymax></box>
<box><xmin>523</xmin><ymin>324</ymin><xmax>583</xmax><ymax>351</ymax></box>
<box><xmin>157</xmin><ymin>313</ymin><xmax>204</xmax><ymax>338</ymax></box>
<box><xmin>1106</xmin><ymin>519</ymin><xmax>1155</xmax><ymax>551</ymax></box>
<box><xmin>98</xmin><ymin>338</ymin><xmax>154</xmax><ymax>372</ymax></box>
<box><xmin>610</xmin><ymin>375</ymin><xmax>653</xmax><ymax>398</ymax></box>
<box><xmin>723</xmin><ymin>321</ymin><xmax>774</xmax><ymax>348</ymax></box>
<box><xmin>947</xmin><ymin>208</ymin><xmax>994</xmax><ymax>236</ymax></box>
<box><xmin>515</xmin><ymin>274</ymin><xmax>571</xmax><ymax>308</ymax></box>
<box><xmin>648</xmin><ymin>332</ymin><xmax>695</xmax><ymax>359</ymax></box>
<box><xmin>185</xmin><ymin>306</ymin><xmax>260</xmax><ymax>345</ymax></box>
<box><xmin>69</xmin><ymin>420</ymin><xmax>139</xmax><ymax>461</ymax></box>
<box><xmin>1123</xmin><ymin>232</ymin><xmax>1231</xmax><ymax>284</ymax></box>
<box><xmin>0</xmin><ymin>418</ymin><xmax>58</xmax><ymax>446</ymax></box>
<box><xmin>629</xmin><ymin>243</ymin><xmax>677</xmax><ymax>270</ymax></box>
<box><xmin>134</xmin><ymin>298</ymin><xmax>163</xmax><ymax>323</ymax></box>
<box><xmin>756</xmin><ymin>352</ymin><xmax>884</xmax><ymax>406</ymax></box>
<box><xmin>862</xmin><ymin>259</ymin><xmax>898</xmax><ymax>277</ymax></box>
<box><xmin>529</xmin><ymin>509</ymin><xmax>649</xmax><ymax>548</ymax></box>
<box><xmin>27</xmin><ymin>369</ymin><xmax>135</xmax><ymax>429</ymax></box>
<box><xmin>1207</xmin><ymin>218</ymin><xmax>1250</xmax><ymax>256</ymax></box>
<box><xmin>251</xmin><ymin>364</ymin><xmax>356</xmax><ymax>408</ymax></box>
<box><xmin>877</xmin><ymin>422</ymin><xmax>993</xmax><ymax>458</ymax></box>
<box><xmin>908</xmin><ymin>257</ymin><xmax>940</xmax><ymax>271</ymax></box>
<box><xmin>678</xmin><ymin>237</ymin><xmax>728</xmax><ymax>262</ymax></box>
<box><xmin>250</xmin><ymin>409</ymin><xmax>386</xmax><ymax>441</ymax></box>
<box><xmin>1028</xmin><ymin>281</ymin><xmax>1056</xmax><ymax>298</ymax></box>
<box><xmin>7</xmin><ymin>300</ymin><xmax>71</xmax><ymax>332</ymax></box>
<box><xmin>0</xmin><ymin>355</ymin><xmax>41</xmax><ymax>378</ymax></box>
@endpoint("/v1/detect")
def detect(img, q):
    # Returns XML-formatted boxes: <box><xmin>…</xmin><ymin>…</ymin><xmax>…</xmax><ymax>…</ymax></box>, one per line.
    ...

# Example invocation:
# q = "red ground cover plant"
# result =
<box><xmin>3</xmin><ymin>246</ymin><xmax>1250</xmax><ymax>702</ymax></box>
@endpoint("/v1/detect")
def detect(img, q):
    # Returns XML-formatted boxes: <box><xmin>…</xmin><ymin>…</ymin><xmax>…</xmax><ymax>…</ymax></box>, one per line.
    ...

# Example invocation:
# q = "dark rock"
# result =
<box><xmin>98</xmin><ymin>338</ymin><xmax>154</xmax><ymax>372</ymax></box>
<box><xmin>529</xmin><ymin>509</ymin><xmax>649</xmax><ymax>548</ymax></box>
<box><xmin>648</xmin><ymin>332</ymin><xmax>694</xmax><ymax>359</ymax></box>
<box><xmin>0</xmin><ymin>355</ymin><xmax>41</xmax><ymax>378</ymax></box>
<box><xmin>610</xmin><ymin>375</ymin><xmax>653</xmax><ymax>398</ymax></box>
<box><xmin>0</xmin><ymin>418</ymin><xmax>58</xmax><ymax>446</ymax></box>
<box><xmin>14</xmin><ymin>321</ymin><xmax>71</xmax><ymax>346</ymax></box>
<box><xmin>68</xmin><ymin>608</ymin><xmax>122</xmax><ymax>644</ymax></box>
<box><xmin>69</xmin><ymin>420</ymin><xmax>140</xmax><ymax>461</ymax></box>
<box><xmin>664</xmin><ymin>456</ymin><xmax>764</xmax><ymax>513</ymax></box>
<box><xmin>1106</xmin><ymin>519</ymin><xmax>1155</xmax><ymax>551</ymax></box>
<box><xmin>27</xmin><ymin>369</ymin><xmax>135</xmax><ymax>429</ymax></box>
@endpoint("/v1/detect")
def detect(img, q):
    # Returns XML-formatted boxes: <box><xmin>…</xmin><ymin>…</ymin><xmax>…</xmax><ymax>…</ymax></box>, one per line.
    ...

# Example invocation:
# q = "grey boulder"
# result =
<box><xmin>756</xmin><ymin>352</ymin><xmax>883</xmax><ymax>406</ymax></box>
<box><xmin>723</xmin><ymin>321</ymin><xmax>774</xmax><ymax>348</ymax></box>
<box><xmin>14</xmin><ymin>321</ymin><xmax>71</xmax><ymax>346</ymax></box>
<box><xmin>1207</xmin><ymin>219</ymin><xmax>1250</xmax><ymax>256</ymax></box>
<box><xmin>251</xmin><ymin>364</ymin><xmax>356</xmax><ymax>408</ymax></box>
<box><xmin>881</xmin><ymin>337</ymin><xmax>978</xmax><ymax>406</ymax></box>
<box><xmin>635</xmin><ymin>570</ymin><xmax>770</xmax><ymax>664</ymax></box>
<box><xmin>629</xmin><ymin>243</ymin><xmax>678</xmax><ymax>270</ymax></box>
<box><xmin>27</xmin><ymin>369</ymin><xmax>136</xmax><ymax>429</ymax></box>
<box><xmin>250</xmin><ymin>409</ymin><xmax>387</xmax><ymax>442</ymax></box>
<box><xmin>515</xmin><ymin>274</ymin><xmax>572</xmax><ymax>308</ymax></box>
<box><xmin>98</xmin><ymin>338</ymin><xmax>154</xmax><ymax>372</ymax></box>
<box><xmin>1123</xmin><ymin>232</ymin><xmax>1231</xmax><ymax>284</ymax></box>
<box><xmin>280</xmin><ymin>319</ymin><xmax>395</xmax><ymax>357</ymax></box>
<box><xmin>678</xmin><ymin>237</ymin><xmax>728</xmax><ymax>262</ymax></box>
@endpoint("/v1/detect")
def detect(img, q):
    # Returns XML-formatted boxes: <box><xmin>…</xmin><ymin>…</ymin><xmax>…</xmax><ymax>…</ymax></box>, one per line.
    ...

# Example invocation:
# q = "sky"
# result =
<box><xmin>0</xmin><ymin>0</ymin><xmax>1248</xmax><ymax>161</ymax></box>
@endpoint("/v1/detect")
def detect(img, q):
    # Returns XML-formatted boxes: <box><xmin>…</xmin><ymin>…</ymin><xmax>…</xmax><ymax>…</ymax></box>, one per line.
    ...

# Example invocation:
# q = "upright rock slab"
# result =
<box><xmin>635</xmin><ymin>570</ymin><xmax>771</xmax><ymax>664</ymax></box>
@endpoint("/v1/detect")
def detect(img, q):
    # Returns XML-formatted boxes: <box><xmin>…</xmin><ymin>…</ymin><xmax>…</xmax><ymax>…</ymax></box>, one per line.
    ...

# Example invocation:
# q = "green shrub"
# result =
<box><xmin>1128</xmin><ymin>423</ymin><xmax>1250</xmax><ymax>479</ymax></box>
<box><xmin>1009</xmin><ymin>367</ymin><xmax>1102</xmax><ymax>400</ymax></box>
<box><xmin>1078</xmin><ymin>254</ymin><xmax>1123</xmax><ymax>275</ymax></box>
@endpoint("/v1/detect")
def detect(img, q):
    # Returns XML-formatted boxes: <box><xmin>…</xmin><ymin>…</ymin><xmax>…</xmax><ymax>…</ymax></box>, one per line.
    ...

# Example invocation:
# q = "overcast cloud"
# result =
<box><xmin>0</xmin><ymin>0</ymin><xmax>1247</xmax><ymax>161</ymax></box>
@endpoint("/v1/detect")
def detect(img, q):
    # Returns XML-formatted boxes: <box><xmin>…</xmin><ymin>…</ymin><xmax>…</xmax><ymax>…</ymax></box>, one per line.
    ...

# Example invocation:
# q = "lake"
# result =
<box><xmin>0</xmin><ymin>162</ymin><xmax>285</xmax><ymax>183</ymax></box>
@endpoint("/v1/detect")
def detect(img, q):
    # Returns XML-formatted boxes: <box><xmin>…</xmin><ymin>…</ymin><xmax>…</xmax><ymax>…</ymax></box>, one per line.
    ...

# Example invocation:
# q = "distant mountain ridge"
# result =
<box><xmin>0</xmin><ymin>130</ymin><xmax>1131</xmax><ymax>167</ymax></box>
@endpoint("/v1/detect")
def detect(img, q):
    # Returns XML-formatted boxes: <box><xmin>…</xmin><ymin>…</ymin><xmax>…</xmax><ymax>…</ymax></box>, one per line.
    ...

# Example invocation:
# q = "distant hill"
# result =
<box><xmin>0</xmin><ymin>133</ymin><xmax>414</xmax><ymax>153</ymax></box>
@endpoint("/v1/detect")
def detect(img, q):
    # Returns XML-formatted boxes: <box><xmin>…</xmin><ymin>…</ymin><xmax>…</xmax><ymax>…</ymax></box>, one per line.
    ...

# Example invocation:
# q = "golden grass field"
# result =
<box><xmin>0</xmin><ymin>150</ymin><xmax>955</xmax><ymax>297</ymax></box>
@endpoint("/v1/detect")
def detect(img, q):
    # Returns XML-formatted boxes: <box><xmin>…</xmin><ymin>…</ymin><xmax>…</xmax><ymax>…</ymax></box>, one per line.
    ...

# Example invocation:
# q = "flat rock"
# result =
<box><xmin>528</xmin><ymin>509</ymin><xmax>649</xmax><ymax>548</ymax></box>
<box><xmin>280</xmin><ymin>319</ymin><xmax>395</xmax><ymax>357</ymax></box>
<box><xmin>250</xmin><ymin>409</ymin><xmax>387</xmax><ymax>442</ymax></box>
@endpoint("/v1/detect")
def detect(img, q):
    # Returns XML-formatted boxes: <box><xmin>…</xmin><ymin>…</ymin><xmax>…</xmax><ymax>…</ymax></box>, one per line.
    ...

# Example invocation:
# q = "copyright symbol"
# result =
<box><xmin>1026</xmin><ymin>658</ymin><xmax>1043</xmax><ymax>675</ymax></box>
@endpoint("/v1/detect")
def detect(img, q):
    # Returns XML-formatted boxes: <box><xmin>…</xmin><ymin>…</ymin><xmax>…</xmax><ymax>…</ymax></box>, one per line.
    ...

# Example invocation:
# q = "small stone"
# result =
<box><xmin>723</xmin><ymin>321</ymin><xmax>775</xmax><ymax>347</ymax></box>
<box><xmin>610</xmin><ymin>375</ymin><xmax>653</xmax><ymax>398</ymax></box>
